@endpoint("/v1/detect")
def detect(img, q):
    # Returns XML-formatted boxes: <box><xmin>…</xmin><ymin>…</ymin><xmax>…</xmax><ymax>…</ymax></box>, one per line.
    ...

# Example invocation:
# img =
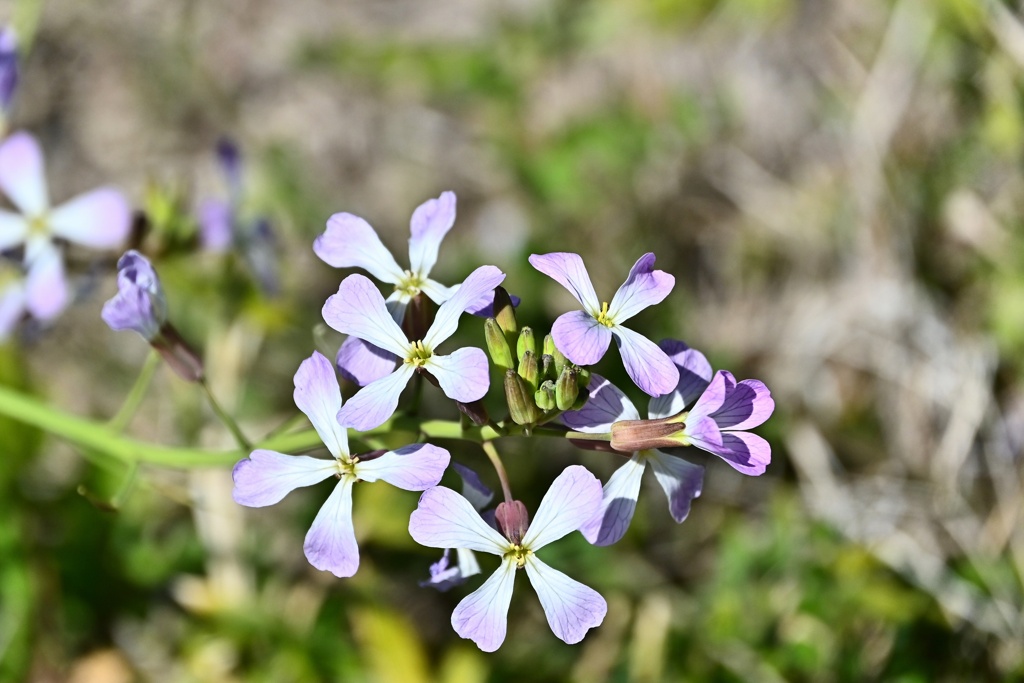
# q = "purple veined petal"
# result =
<box><xmin>408</xmin><ymin>485</ymin><xmax>509</xmax><ymax>555</ymax></box>
<box><xmin>304</xmin><ymin>476</ymin><xmax>360</xmax><ymax>578</ymax></box>
<box><xmin>48</xmin><ymin>188</ymin><xmax>131</xmax><ymax>249</ymax></box>
<box><xmin>683</xmin><ymin>414</ymin><xmax>725</xmax><ymax>454</ymax></box>
<box><xmin>24</xmin><ymin>245</ymin><xmax>67</xmax><ymax>321</ymax></box>
<box><xmin>314</xmin><ymin>212</ymin><xmax>405</xmax><ymax>284</ymax></box>
<box><xmin>452</xmin><ymin>558</ymin><xmax>517</xmax><ymax>652</ymax></box>
<box><xmin>231</xmin><ymin>449</ymin><xmax>338</xmax><ymax>507</ymax></box>
<box><xmin>580</xmin><ymin>455</ymin><xmax>645</xmax><ymax>547</ymax></box>
<box><xmin>322</xmin><ymin>274</ymin><xmax>411</xmax><ymax>358</ymax></box>
<box><xmin>0</xmin><ymin>131</ymin><xmax>48</xmax><ymax>215</ymax></box>
<box><xmin>424</xmin><ymin>347</ymin><xmax>490</xmax><ymax>403</ymax></box>
<box><xmin>522</xmin><ymin>465</ymin><xmax>603</xmax><ymax>551</ymax></box>
<box><xmin>524</xmin><ymin>555</ymin><xmax>607</xmax><ymax>645</ymax></box>
<box><xmin>688</xmin><ymin>370</ymin><xmax>728</xmax><ymax>422</ymax></box>
<box><xmin>607</xmin><ymin>253</ymin><xmax>674</xmax><ymax>323</ymax></box>
<box><xmin>0</xmin><ymin>272</ymin><xmax>25</xmax><ymax>341</ymax></box>
<box><xmin>336</xmin><ymin>362</ymin><xmax>415</xmax><ymax>431</ymax></box>
<box><xmin>712</xmin><ymin>377</ymin><xmax>775</xmax><ymax>431</ymax></box>
<box><xmin>335</xmin><ymin>336</ymin><xmax>398</xmax><ymax>387</ymax></box>
<box><xmin>463</xmin><ymin>289</ymin><xmax>521</xmax><ymax>317</ymax></box>
<box><xmin>712</xmin><ymin>431</ymin><xmax>771</xmax><ymax>476</ymax></box>
<box><xmin>562</xmin><ymin>373</ymin><xmax>640</xmax><ymax>434</ymax></box>
<box><xmin>528</xmin><ymin>252</ymin><xmax>600</xmax><ymax>313</ymax></box>
<box><xmin>648</xmin><ymin>339</ymin><xmax>712</xmax><ymax>419</ymax></box>
<box><xmin>612</xmin><ymin>325</ymin><xmax>679</xmax><ymax>397</ymax></box>
<box><xmin>408</xmin><ymin>191</ymin><xmax>456</xmax><ymax>277</ymax></box>
<box><xmin>452</xmin><ymin>462</ymin><xmax>494</xmax><ymax>511</ymax></box>
<box><xmin>293</xmin><ymin>351</ymin><xmax>349</xmax><ymax>459</ymax></box>
<box><xmin>419</xmin><ymin>278</ymin><xmax>454</xmax><ymax>306</ymax></box>
<box><xmin>0</xmin><ymin>209</ymin><xmax>28</xmax><ymax>250</ymax></box>
<box><xmin>354</xmin><ymin>443</ymin><xmax>450</xmax><ymax>491</ymax></box>
<box><xmin>197</xmin><ymin>198</ymin><xmax>233</xmax><ymax>252</ymax></box>
<box><xmin>101</xmin><ymin>277</ymin><xmax>156</xmax><ymax>339</ymax></box>
<box><xmin>551</xmin><ymin>310</ymin><xmax>612</xmax><ymax>366</ymax></box>
<box><xmin>647</xmin><ymin>450</ymin><xmax>704</xmax><ymax>523</ymax></box>
<box><xmin>423</xmin><ymin>265</ymin><xmax>505</xmax><ymax>348</ymax></box>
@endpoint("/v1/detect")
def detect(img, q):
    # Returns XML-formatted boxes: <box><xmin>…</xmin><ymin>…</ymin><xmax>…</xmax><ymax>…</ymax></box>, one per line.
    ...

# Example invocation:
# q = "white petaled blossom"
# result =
<box><xmin>409</xmin><ymin>466</ymin><xmax>607</xmax><ymax>652</ymax></box>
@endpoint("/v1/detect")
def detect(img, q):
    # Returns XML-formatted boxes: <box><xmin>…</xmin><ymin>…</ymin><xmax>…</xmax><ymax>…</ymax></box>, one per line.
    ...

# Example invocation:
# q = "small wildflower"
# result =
<box><xmin>232</xmin><ymin>351</ymin><xmax>450</xmax><ymax>577</ymax></box>
<box><xmin>420</xmin><ymin>463</ymin><xmax>494</xmax><ymax>591</ymax></box>
<box><xmin>409</xmin><ymin>465</ymin><xmax>607</xmax><ymax>651</ymax></box>
<box><xmin>101</xmin><ymin>250</ymin><xmax>166</xmax><ymax>341</ymax></box>
<box><xmin>529</xmin><ymin>252</ymin><xmax>678</xmax><ymax>396</ymax></box>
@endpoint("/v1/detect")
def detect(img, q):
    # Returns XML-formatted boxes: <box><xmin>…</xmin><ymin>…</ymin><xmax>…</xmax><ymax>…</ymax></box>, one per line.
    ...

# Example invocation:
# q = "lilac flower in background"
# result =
<box><xmin>0</xmin><ymin>131</ymin><xmax>130</xmax><ymax>317</ymax></box>
<box><xmin>529</xmin><ymin>252</ymin><xmax>678</xmax><ymax>396</ymax></box>
<box><xmin>563</xmin><ymin>340</ymin><xmax>774</xmax><ymax>545</ymax></box>
<box><xmin>322</xmin><ymin>265</ymin><xmax>505</xmax><ymax>431</ymax></box>
<box><xmin>101</xmin><ymin>250</ymin><xmax>166</xmax><ymax>340</ymax></box>
<box><xmin>420</xmin><ymin>462</ymin><xmax>495</xmax><ymax>591</ymax></box>
<box><xmin>0</xmin><ymin>26</ymin><xmax>18</xmax><ymax>126</ymax></box>
<box><xmin>409</xmin><ymin>465</ymin><xmax>607</xmax><ymax>651</ymax></box>
<box><xmin>232</xmin><ymin>352</ymin><xmax>450</xmax><ymax>577</ymax></box>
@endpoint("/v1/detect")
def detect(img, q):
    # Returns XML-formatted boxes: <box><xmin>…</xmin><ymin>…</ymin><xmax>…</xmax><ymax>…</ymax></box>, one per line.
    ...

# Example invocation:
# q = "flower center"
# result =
<box><xmin>28</xmin><ymin>213</ymin><xmax>50</xmax><ymax>237</ymax></box>
<box><xmin>504</xmin><ymin>544</ymin><xmax>533</xmax><ymax>569</ymax></box>
<box><xmin>404</xmin><ymin>340</ymin><xmax>433</xmax><ymax>367</ymax></box>
<box><xmin>336</xmin><ymin>456</ymin><xmax>358</xmax><ymax>478</ymax></box>
<box><xmin>395</xmin><ymin>270</ymin><xmax>425</xmax><ymax>298</ymax></box>
<box><xmin>594</xmin><ymin>301</ymin><xmax>615</xmax><ymax>327</ymax></box>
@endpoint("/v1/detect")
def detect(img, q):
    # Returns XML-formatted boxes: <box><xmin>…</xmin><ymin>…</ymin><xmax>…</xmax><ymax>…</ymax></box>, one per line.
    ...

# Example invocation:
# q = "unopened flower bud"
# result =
<box><xmin>535</xmin><ymin>380</ymin><xmax>556</xmax><ymax>412</ymax></box>
<box><xmin>517</xmin><ymin>350</ymin><xmax>539</xmax><ymax>391</ymax></box>
<box><xmin>540</xmin><ymin>353</ymin><xmax>555</xmax><ymax>381</ymax></box>
<box><xmin>505</xmin><ymin>369</ymin><xmax>541</xmax><ymax>425</ymax></box>
<box><xmin>484</xmin><ymin>317</ymin><xmax>515</xmax><ymax>372</ymax></box>
<box><xmin>555</xmin><ymin>365</ymin><xmax>579</xmax><ymax>411</ymax></box>
<box><xmin>516</xmin><ymin>327</ymin><xmax>536</xmax><ymax>364</ymax></box>
<box><xmin>495</xmin><ymin>499</ymin><xmax>530</xmax><ymax>545</ymax></box>
<box><xmin>492</xmin><ymin>286</ymin><xmax>518</xmax><ymax>337</ymax></box>
<box><xmin>151</xmin><ymin>323</ymin><xmax>205</xmax><ymax>382</ymax></box>
<box><xmin>577</xmin><ymin>367</ymin><xmax>590</xmax><ymax>388</ymax></box>
<box><xmin>610</xmin><ymin>417</ymin><xmax>686</xmax><ymax>452</ymax></box>
<box><xmin>544</xmin><ymin>334</ymin><xmax>567</xmax><ymax>375</ymax></box>
<box><xmin>102</xmin><ymin>250</ymin><xmax>167</xmax><ymax>341</ymax></box>
<box><xmin>456</xmin><ymin>399</ymin><xmax>491</xmax><ymax>427</ymax></box>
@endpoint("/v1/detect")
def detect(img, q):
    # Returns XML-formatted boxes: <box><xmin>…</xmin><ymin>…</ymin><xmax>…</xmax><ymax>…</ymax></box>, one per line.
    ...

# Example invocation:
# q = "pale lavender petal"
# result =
<box><xmin>528</xmin><ymin>252</ymin><xmax>600</xmax><ymax>313</ymax></box>
<box><xmin>452</xmin><ymin>558</ymin><xmax>516</xmax><ymax>652</ymax></box>
<box><xmin>304</xmin><ymin>476</ymin><xmax>360</xmax><ymax>577</ymax></box>
<box><xmin>425</xmin><ymin>347</ymin><xmax>490</xmax><ymax>403</ymax></box>
<box><xmin>551</xmin><ymin>310</ymin><xmax>612</xmax><ymax>366</ymax></box>
<box><xmin>522</xmin><ymin>465</ymin><xmax>603</xmax><ymax>550</ymax></box>
<box><xmin>452</xmin><ymin>462</ymin><xmax>494</xmax><ymax>511</ymax></box>
<box><xmin>408</xmin><ymin>191</ymin><xmax>456</xmax><ymax>276</ymax></box>
<box><xmin>688</xmin><ymin>370</ymin><xmax>728</xmax><ymax>422</ymax></box>
<box><xmin>562</xmin><ymin>374</ymin><xmax>639</xmax><ymax>433</ymax></box>
<box><xmin>462</xmin><ymin>289</ymin><xmax>521</xmax><ymax>317</ymax></box>
<box><xmin>648</xmin><ymin>339</ymin><xmax>713</xmax><ymax>419</ymax></box>
<box><xmin>314</xmin><ymin>212</ymin><xmax>404</xmax><ymax>284</ymax></box>
<box><xmin>524</xmin><ymin>556</ymin><xmax>607</xmax><ymax>645</ymax></box>
<box><xmin>293</xmin><ymin>351</ymin><xmax>349</xmax><ymax>458</ymax></box>
<box><xmin>197</xmin><ymin>198</ymin><xmax>233</xmax><ymax>252</ymax></box>
<box><xmin>101</xmin><ymin>277</ymin><xmax>156</xmax><ymax>338</ymax></box>
<box><xmin>231</xmin><ymin>449</ymin><xmax>338</xmax><ymax>507</ymax></box>
<box><xmin>335</xmin><ymin>336</ymin><xmax>398</xmax><ymax>387</ymax></box>
<box><xmin>0</xmin><ymin>273</ymin><xmax>24</xmax><ymax>340</ymax></box>
<box><xmin>323</xmin><ymin>274</ymin><xmax>411</xmax><ymax>357</ymax></box>
<box><xmin>354</xmin><ymin>443</ymin><xmax>450</xmax><ymax>490</ymax></box>
<box><xmin>0</xmin><ymin>131</ymin><xmax>48</xmax><ymax>215</ymax></box>
<box><xmin>24</xmin><ymin>246</ymin><xmax>67</xmax><ymax>321</ymax></box>
<box><xmin>708</xmin><ymin>431</ymin><xmax>771</xmax><ymax>476</ymax></box>
<box><xmin>408</xmin><ymin>485</ymin><xmax>509</xmax><ymax>554</ymax></box>
<box><xmin>336</xmin><ymin>362</ymin><xmax>415</xmax><ymax>431</ymax></box>
<box><xmin>683</xmin><ymin>414</ymin><xmax>725</xmax><ymax>453</ymax></box>
<box><xmin>607</xmin><ymin>253</ymin><xmax>674</xmax><ymax>323</ymax></box>
<box><xmin>49</xmin><ymin>188</ymin><xmax>131</xmax><ymax>249</ymax></box>
<box><xmin>455</xmin><ymin>547</ymin><xmax>482</xmax><ymax>580</ymax></box>
<box><xmin>612</xmin><ymin>325</ymin><xmax>679</xmax><ymax>397</ymax></box>
<box><xmin>418</xmin><ymin>278</ymin><xmax>454</xmax><ymax>306</ymax></box>
<box><xmin>648</xmin><ymin>451</ymin><xmax>703</xmax><ymax>523</ymax></box>
<box><xmin>712</xmin><ymin>375</ymin><xmax>775</xmax><ymax>431</ymax></box>
<box><xmin>423</xmin><ymin>265</ymin><xmax>505</xmax><ymax>348</ymax></box>
<box><xmin>580</xmin><ymin>455</ymin><xmax>645</xmax><ymax>546</ymax></box>
<box><xmin>0</xmin><ymin>209</ymin><xmax>28</xmax><ymax>250</ymax></box>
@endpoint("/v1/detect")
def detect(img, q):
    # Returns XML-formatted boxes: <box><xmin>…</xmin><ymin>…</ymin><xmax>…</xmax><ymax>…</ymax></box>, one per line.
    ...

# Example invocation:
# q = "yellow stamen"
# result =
<box><xmin>504</xmin><ymin>544</ymin><xmax>533</xmax><ymax>568</ymax></box>
<box><xmin>404</xmin><ymin>340</ymin><xmax>433</xmax><ymax>367</ymax></box>
<box><xmin>394</xmin><ymin>270</ymin><xmax>425</xmax><ymax>297</ymax></box>
<box><xmin>595</xmin><ymin>301</ymin><xmax>614</xmax><ymax>327</ymax></box>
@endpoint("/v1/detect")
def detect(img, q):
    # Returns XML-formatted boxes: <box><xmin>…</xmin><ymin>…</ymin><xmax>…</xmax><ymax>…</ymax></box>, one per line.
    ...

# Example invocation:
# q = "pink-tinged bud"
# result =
<box><xmin>402</xmin><ymin>292</ymin><xmax>431</xmax><ymax>342</ymax></box>
<box><xmin>495</xmin><ymin>500</ymin><xmax>530</xmax><ymax>545</ymax></box>
<box><xmin>609</xmin><ymin>417</ymin><xmax>685</xmax><ymax>452</ymax></box>
<box><xmin>456</xmin><ymin>399</ymin><xmax>490</xmax><ymax>426</ymax></box>
<box><xmin>151</xmin><ymin>323</ymin><xmax>204</xmax><ymax>383</ymax></box>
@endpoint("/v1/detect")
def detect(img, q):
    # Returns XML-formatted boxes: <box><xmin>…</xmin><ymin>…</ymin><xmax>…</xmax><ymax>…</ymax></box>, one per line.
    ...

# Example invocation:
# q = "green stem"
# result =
<box><xmin>199</xmin><ymin>379</ymin><xmax>251</xmax><ymax>450</ymax></box>
<box><xmin>108</xmin><ymin>350</ymin><xmax>161</xmax><ymax>433</ymax></box>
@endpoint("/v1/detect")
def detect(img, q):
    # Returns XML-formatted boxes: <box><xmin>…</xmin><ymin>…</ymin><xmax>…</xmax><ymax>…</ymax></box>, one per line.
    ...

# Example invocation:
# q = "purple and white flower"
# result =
<box><xmin>563</xmin><ymin>340</ymin><xmax>774</xmax><ymax>546</ymax></box>
<box><xmin>409</xmin><ymin>465</ymin><xmax>607</xmax><ymax>651</ymax></box>
<box><xmin>101</xmin><ymin>250</ymin><xmax>167</xmax><ymax>341</ymax></box>
<box><xmin>323</xmin><ymin>265</ymin><xmax>505</xmax><ymax>431</ymax></box>
<box><xmin>0</xmin><ymin>132</ymin><xmax>131</xmax><ymax>317</ymax></box>
<box><xmin>420</xmin><ymin>462</ymin><xmax>494</xmax><ymax>591</ymax></box>
<box><xmin>528</xmin><ymin>252</ymin><xmax>678</xmax><ymax>396</ymax></box>
<box><xmin>232</xmin><ymin>351</ymin><xmax>450</xmax><ymax>577</ymax></box>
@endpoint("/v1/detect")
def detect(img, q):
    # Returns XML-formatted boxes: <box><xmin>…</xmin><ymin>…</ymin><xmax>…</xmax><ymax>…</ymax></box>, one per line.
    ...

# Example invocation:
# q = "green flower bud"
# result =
<box><xmin>541</xmin><ymin>353</ymin><xmax>556</xmax><ymax>382</ymax></box>
<box><xmin>484</xmin><ymin>318</ymin><xmax>515</xmax><ymax>372</ymax></box>
<box><xmin>517</xmin><ymin>327</ymin><xmax>536</xmax><ymax>364</ymax></box>
<box><xmin>544</xmin><ymin>334</ymin><xmax>567</xmax><ymax>375</ymax></box>
<box><xmin>518</xmin><ymin>350</ymin><xmax>539</xmax><ymax>392</ymax></box>
<box><xmin>535</xmin><ymin>380</ymin><xmax>556</xmax><ymax>412</ymax></box>
<box><xmin>505</xmin><ymin>370</ymin><xmax>541</xmax><ymax>425</ymax></box>
<box><xmin>493</xmin><ymin>286</ymin><xmax>518</xmax><ymax>338</ymax></box>
<box><xmin>555</xmin><ymin>365</ymin><xmax>579</xmax><ymax>411</ymax></box>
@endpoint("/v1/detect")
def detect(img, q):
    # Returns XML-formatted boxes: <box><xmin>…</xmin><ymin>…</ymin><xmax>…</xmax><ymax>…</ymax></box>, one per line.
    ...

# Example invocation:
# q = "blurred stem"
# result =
<box><xmin>108</xmin><ymin>350</ymin><xmax>161</xmax><ymax>433</ymax></box>
<box><xmin>199</xmin><ymin>379</ymin><xmax>251</xmax><ymax>450</ymax></box>
<box><xmin>481</xmin><ymin>440</ymin><xmax>514</xmax><ymax>504</ymax></box>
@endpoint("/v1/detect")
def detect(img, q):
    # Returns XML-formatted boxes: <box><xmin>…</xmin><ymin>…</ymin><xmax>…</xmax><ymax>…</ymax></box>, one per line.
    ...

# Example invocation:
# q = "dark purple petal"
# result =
<box><xmin>562</xmin><ymin>374</ymin><xmax>640</xmax><ymax>433</ymax></box>
<box><xmin>423</xmin><ymin>265</ymin><xmax>505</xmax><ymax>348</ymax></box>
<box><xmin>354</xmin><ymin>442</ymin><xmax>450</xmax><ymax>491</ymax></box>
<box><xmin>408</xmin><ymin>191</ymin><xmax>456</xmax><ymax>276</ymax></box>
<box><xmin>0</xmin><ymin>26</ymin><xmax>18</xmax><ymax>113</ymax></box>
<box><xmin>551</xmin><ymin>310</ymin><xmax>612</xmax><ymax>366</ymax></box>
<box><xmin>648</xmin><ymin>451</ymin><xmax>703</xmax><ymax>523</ymax></box>
<box><xmin>462</xmin><ymin>288</ymin><xmax>521</xmax><ymax>317</ymax></box>
<box><xmin>335</xmin><ymin>336</ymin><xmax>398</xmax><ymax>387</ymax></box>
<box><xmin>426</xmin><ymin>347</ymin><xmax>490</xmax><ymax>403</ymax></box>
<box><xmin>712</xmin><ymin>376</ymin><xmax>775</xmax><ymax>431</ymax></box>
<box><xmin>528</xmin><ymin>252</ymin><xmax>600</xmax><ymax>312</ymax></box>
<box><xmin>452</xmin><ymin>462</ymin><xmax>494</xmax><ymax>511</ymax></box>
<box><xmin>612</xmin><ymin>325</ymin><xmax>679</xmax><ymax>397</ymax></box>
<box><xmin>647</xmin><ymin>339</ymin><xmax>712</xmax><ymax>419</ymax></box>
<box><xmin>688</xmin><ymin>371</ymin><xmax>728</xmax><ymax>422</ymax></box>
<box><xmin>712</xmin><ymin>432</ymin><xmax>771</xmax><ymax>476</ymax></box>
<box><xmin>607</xmin><ymin>253</ymin><xmax>674</xmax><ymax>323</ymax></box>
<box><xmin>231</xmin><ymin>449</ymin><xmax>338</xmax><ymax>507</ymax></box>
<box><xmin>215</xmin><ymin>137</ymin><xmax>243</xmax><ymax>193</ymax></box>
<box><xmin>304</xmin><ymin>477</ymin><xmax>360</xmax><ymax>577</ymax></box>
<box><xmin>580</xmin><ymin>456</ymin><xmax>645</xmax><ymax>547</ymax></box>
